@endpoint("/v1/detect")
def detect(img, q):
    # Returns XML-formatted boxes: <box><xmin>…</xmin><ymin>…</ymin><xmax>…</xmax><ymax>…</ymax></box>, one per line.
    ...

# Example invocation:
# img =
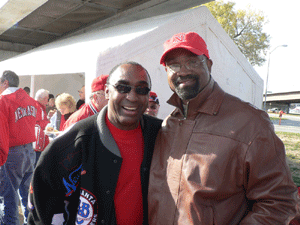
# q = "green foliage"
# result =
<box><xmin>276</xmin><ymin>131</ymin><xmax>300</xmax><ymax>186</ymax></box>
<box><xmin>269</xmin><ymin>117</ymin><xmax>287</xmax><ymax>121</ymax></box>
<box><xmin>204</xmin><ymin>0</ymin><xmax>270</xmax><ymax>66</ymax></box>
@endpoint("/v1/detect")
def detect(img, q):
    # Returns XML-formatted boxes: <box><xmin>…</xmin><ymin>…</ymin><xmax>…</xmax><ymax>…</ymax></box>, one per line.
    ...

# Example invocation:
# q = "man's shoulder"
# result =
<box><xmin>0</xmin><ymin>88</ymin><xmax>17</xmax><ymax>102</ymax></box>
<box><xmin>142</xmin><ymin>114</ymin><xmax>163</xmax><ymax>131</ymax></box>
<box><xmin>143</xmin><ymin>114</ymin><xmax>163</xmax><ymax>124</ymax></box>
<box><xmin>223</xmin><ymin>93</ymin><xmax>265</xmax><ymax>117</ymax></box>
<box><xmin>18</xmin><ymin>89</ymin><xmax>37</xmax><ymax>105</ymax></box>
<box><xmin>220</xmin><ymin>93</ymin><xmax>273</xmax><ymax>133</ymax></box>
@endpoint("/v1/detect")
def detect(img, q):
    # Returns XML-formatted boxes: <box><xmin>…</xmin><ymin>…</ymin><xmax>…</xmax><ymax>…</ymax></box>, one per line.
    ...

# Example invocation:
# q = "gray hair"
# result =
<box><xmin>89</xmin><ymin>90</ymin><xmax>104</xmax><ymax>100</ymax></box>
<box><xmin>35</xmin><ymin>89</ymin><xmax>49</xmax><ymax>101</ymax></box>
<box><xmin>1</xmin><ymin>70</ymin><xmax>19</xmax><ymax>87</ymax></box>
<box><xmin>89</xmin><ymin>92</ymin><xmax>96</xmax><ymax>100</ymax></box>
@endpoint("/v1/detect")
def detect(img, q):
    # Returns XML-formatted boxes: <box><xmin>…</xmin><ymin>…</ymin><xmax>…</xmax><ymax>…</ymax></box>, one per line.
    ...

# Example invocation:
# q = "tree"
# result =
<box><xmin>204</xmin><ymin>0</ymin><xmax>270</xmax><ymax>66</ymax></box>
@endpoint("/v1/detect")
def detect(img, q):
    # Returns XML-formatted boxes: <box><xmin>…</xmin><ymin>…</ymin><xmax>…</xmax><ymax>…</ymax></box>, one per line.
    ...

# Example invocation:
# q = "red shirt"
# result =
<box><xmin>62</xmin><ymin>102</ymin><xmax>98</xmax><ymax>131</ymax></box>
<box><xmin>106</xmin><ymin>115</ymin><xmax>144</xmax><ymax>225</ymax></box>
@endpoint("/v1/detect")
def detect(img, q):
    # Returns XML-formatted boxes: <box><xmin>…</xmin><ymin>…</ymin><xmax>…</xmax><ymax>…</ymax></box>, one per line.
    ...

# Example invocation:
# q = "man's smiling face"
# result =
<box><xmin>105</xmin><ymin>63</ymin><xmax>150</xmax><ymax>130</ymax></box>
<box><xmin>165</xmin><ymin>48</ymin><xmax>212</xmax><ymax>101</ymax></box>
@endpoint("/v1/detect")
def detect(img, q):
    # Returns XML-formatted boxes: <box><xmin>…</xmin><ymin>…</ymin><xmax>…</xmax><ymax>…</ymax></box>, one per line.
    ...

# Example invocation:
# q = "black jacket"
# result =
<box><xmin>28</xmin><ymin>106</ymin><xmax>162</xmax><ymax>225</ymax></box>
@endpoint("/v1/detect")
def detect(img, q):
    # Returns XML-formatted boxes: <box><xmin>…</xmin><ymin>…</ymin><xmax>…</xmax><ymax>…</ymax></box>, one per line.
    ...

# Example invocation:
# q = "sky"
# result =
<box><xmin>222</xmin><ymin>0</ymin><xmax>300</xmax><ymax>94</ymax></box>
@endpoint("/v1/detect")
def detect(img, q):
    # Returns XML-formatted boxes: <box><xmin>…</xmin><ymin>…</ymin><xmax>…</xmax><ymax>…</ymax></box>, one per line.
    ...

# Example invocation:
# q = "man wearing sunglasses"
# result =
<box><xmin>145</xmin><ymin>91</ymin><xmax>160</xmax><ymax>117</ymax></box>
<box><xmin>28</xmin><ymin>62</ymin><xmax>162</xmax><ymax>225</ymax></box>
<box><xmin>148</xmin><ymin>32</ymin><xmax>299</xmax><ymax>224</ymax></box>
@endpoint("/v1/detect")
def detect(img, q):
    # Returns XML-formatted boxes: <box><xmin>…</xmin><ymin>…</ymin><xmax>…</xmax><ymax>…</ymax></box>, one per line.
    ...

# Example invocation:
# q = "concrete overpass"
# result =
<box><xmin>263</xmin><ymin>91</ymin><xmax>300</xmax><ymax>113</ymax></box>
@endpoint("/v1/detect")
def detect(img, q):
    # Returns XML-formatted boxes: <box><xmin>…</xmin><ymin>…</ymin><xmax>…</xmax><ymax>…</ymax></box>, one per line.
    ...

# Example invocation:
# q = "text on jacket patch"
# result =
<box><xmin>15</xmin><ymin>105</ymin><xmax>37</xmax><ymax>122</ymax></box>
<box><xmin>76</xmin><ymin>189</ymin><xmax>97</xmax><ymax>225</ymax></box>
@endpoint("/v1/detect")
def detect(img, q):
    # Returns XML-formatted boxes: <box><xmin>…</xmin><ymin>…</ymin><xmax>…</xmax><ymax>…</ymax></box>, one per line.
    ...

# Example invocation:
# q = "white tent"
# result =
<box><xmin>0</xmin><ymin>6</ymin><xmax>263</xmax><ymax>119</ymax></box>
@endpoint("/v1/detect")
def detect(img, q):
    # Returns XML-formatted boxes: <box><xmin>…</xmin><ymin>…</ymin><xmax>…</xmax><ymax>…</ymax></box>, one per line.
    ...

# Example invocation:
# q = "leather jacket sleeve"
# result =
<box><xmin>241</xmin><ymin>129</ymin><xmax>298</xmax><ymax>224</ymax></box>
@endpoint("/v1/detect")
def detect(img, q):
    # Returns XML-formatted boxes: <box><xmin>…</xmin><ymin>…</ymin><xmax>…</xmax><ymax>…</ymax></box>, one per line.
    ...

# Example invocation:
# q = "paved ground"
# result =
<box><xmin>274</xmin><ymin>124</ymin><xmax>300</xmax><ymax>133</ymax></box>
<box><xmin>269</xmin><ymin>113</ymin><xmax>300</xmax><ymax>133</ymax></box>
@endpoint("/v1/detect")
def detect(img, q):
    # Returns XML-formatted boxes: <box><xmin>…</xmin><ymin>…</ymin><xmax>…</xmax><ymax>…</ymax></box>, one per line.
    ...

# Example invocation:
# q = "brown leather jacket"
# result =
<box><xmin>148</xmin><ymin>78</ymin><xmax>299</xmax><ymax>225</ymax></box>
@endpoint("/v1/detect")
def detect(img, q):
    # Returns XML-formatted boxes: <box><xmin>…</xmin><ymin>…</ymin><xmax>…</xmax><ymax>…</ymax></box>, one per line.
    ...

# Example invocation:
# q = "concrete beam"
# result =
<box><xmin>67</xmin><ymin>0</ymin><xmax>211</xmax><ymax>37</ymax></box>
<box><xmin>0</xmin><ymin>0</ymin><xmax>48</xmax><ymax>35</ymax></box>
<box><xmin>0</xmin><ymin>40</ymin><xmax>35</xmax><ymax>52</ymax></box>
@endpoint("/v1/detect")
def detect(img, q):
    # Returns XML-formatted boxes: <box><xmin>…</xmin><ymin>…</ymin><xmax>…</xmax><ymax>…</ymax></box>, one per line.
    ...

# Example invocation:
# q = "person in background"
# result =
<box><xmin>33</xmin><ymin>89</ymin><xmax>50</xmax><ymax>166</ymax></box>
<box><xmin>63</xmin><ymin>75</ymin><xmax>109</xmax><ymax>130</ymax></box>
<box><xmin>148</xmin><ymin>32</ymin><xmax>299</xmax><ymax>224</ymax></box>
<box><xmin>46</xmin><ymin>94</ymin><xmax>56</xmax><ymax>114</ymax></box>
<box><xmin>23</xmin><ymin>86</ymin><xmax>30</xmax><ymax>95</ymax></box>
<box><xmin>46</xmin><ymin>94</ymin><xmax>57</xmax><ymax>120</ymax></box>
<box><xmin>0</xmin><ymin>70</ymin><xmax>37</xmax><ymax>224</ymax></box>
<box><xmin>145</xmin><ymin>91</ymin><xmax>160</xmax><ymax>117</ymax></box>
<box><xmin>46</xmin><ymin>93</ymin><xmax>76</xmax><ymax>132</ymax></box>
<box><xmin>28</xmin><ymin>62</ymin><xmax>162</xmax><ymax>225</ymax></box>
<box><xmin>76</xmin><ymin>85</ymin><xmax>85</xmax><ymax>110</ymax></box>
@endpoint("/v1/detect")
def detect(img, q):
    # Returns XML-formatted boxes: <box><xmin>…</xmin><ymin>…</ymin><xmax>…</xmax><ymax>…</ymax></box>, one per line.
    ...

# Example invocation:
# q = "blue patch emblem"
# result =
<box><xmin>63</xmin><ymin>164</ymin><xmax>82</xmax><ymax>196</ymax></box>
<box><xmin>76</xmin><ymin>189</ymin><xmax>97</xmax><ymax>225</ymax></box>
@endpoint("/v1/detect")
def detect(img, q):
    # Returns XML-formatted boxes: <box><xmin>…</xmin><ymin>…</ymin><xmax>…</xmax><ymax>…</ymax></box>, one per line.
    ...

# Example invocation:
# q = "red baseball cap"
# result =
<box><xmin>91</xmin><ymin>74</ymin><xmax>109</xmax><ymax>92</ymax></box>
<box><xmin>149</xmin><ymin>91</ymin><xmax>159</xmax><ymax>105</ymax></box>
<box><xmin>160</xmin><ymin>32</ymin><xmax>210</xmax><ymax>66</ymax></box>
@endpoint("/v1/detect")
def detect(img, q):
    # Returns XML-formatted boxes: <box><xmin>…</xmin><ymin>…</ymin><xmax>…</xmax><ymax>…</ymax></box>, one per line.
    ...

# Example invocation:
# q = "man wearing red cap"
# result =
<box><xmin>148</xmin><ymin>32</ymin><xmax>298</xmax><ymax>224</ymax></box>
<box><xmin>145</xmin><ymin>91</ymin><xmax>160</xmax><ymax>117</ymax></box>
<box><xmin>62</xmin><ymin>75</ymin><xmax>109</xmax><ymax>130</ymax></box>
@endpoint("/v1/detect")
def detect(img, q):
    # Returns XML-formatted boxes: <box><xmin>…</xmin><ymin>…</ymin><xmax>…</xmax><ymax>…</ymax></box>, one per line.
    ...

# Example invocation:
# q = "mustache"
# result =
<box><xmin>174</xmin><ymin>74</ymin><xmax>198</xmax><ymax>85</ymax></box>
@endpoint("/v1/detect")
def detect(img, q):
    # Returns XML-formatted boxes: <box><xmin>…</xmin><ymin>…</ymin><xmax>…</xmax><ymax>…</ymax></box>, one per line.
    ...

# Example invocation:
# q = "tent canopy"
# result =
<box><xmin>0</xmin><ymin>6</ymin><xmax>263</xmax><ymax>119</ymax></box>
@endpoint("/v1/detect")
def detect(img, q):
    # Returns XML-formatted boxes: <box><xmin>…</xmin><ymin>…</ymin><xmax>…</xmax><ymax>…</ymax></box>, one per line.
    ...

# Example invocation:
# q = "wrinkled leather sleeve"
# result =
<box><xmin>241</xmin><ymin>128</ymin><xmax>299</xmax><ymax>224</ymax></box>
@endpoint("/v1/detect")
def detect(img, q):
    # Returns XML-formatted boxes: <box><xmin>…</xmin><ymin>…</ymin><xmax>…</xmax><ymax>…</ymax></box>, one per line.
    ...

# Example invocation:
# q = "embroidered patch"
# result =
<box><xmin>173</xmin><ymin>33</ymin><xmax>185</xmax><ymax>43</ymax></box>
<box><xmin>63</xmin><ymin>164</ymin><xmax>82</xmax><ymax>197</ymax></box>
<box><xmin>76</xmin><ymin>189</ymin><xmax>98</xmax><ymax>225</ymax></box>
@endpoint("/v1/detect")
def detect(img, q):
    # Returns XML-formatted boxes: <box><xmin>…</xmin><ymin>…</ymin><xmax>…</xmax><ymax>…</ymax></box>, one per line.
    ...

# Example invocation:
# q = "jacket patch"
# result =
<box><xmin>76</xmin><ymin>189</ymin><xmax>97</xmax><ymax>225</ymax></box>
<box><xmin>63</xmin><ymin>164</ymin><xmax>82</xmax><ymax>197</ymax></box>
<box><xmin>15</xmin><ymin>105</ymin><xmax>37</xmax><ymax>122</ymax></box>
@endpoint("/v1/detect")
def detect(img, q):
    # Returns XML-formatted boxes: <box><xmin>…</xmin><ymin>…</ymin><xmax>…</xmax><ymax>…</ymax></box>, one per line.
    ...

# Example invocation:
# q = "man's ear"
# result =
<box><xmin>92</xmin><ymin>93</ymin><xmax>98</xmax><ymax>101</ymax></box>
<box><xmin>3</xmin><ymin>80</ymin><xmax>9</xmax><ymax>87</ymax></box>
<box><xmin>206</xmin><ymin>59</ymin><xmax>213</xmax><ymax>74</ymax></box>
<box><xmin>104</xmin><ymin>84</ymin><xmax>109</xmax><ymax>100</ymax></box>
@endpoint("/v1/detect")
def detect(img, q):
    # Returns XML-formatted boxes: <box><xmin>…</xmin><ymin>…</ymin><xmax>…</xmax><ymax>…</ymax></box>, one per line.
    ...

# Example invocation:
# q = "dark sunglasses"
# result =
<box><xmin>109</xmin><ymin>83</ymin><xmax>150</xmax><ymax>95</ymax></box>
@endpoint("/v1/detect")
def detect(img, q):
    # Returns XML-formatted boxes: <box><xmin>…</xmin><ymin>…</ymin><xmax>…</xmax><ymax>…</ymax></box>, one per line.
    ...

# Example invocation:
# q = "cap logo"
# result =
<box><xmin>173</xmin><ymin>34</ymin><xmax>185</xmax><ymax>43</ymax></box>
